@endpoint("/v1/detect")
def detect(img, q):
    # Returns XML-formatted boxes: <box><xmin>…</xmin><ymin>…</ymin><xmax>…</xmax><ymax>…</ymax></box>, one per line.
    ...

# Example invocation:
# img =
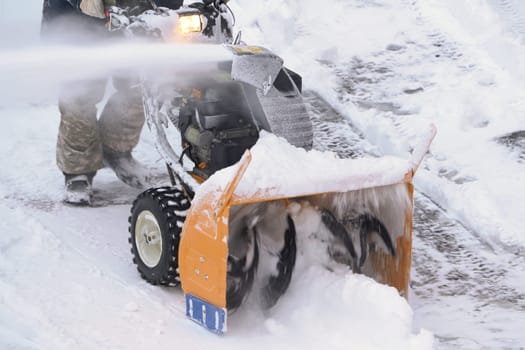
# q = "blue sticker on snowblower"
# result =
<box><xmin>186</xmin><ymin>294</ymin><xmax>227</xmax><ymax>334</ymax></box>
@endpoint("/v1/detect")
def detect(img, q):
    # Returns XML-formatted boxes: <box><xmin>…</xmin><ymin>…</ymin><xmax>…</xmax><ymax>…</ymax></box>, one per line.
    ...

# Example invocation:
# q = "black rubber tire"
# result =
<box><xmin>128</xmin><ymin>186</ymin><xmax>191</xmax><ymax>286</ymax></box>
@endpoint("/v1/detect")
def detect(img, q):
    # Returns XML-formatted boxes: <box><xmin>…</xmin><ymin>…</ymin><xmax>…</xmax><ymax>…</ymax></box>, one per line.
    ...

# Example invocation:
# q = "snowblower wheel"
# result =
<box><xmin>129</xmin><ymin>187</ymin><xmax>190</xmax><ymax>286</ymax></box>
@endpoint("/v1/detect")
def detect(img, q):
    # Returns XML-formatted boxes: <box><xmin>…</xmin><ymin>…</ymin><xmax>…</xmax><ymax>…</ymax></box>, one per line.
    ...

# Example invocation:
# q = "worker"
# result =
<box><xmin>41</xmin><ymin>0</ymin><xmax>182</xmax><ymax>205</ymax></box>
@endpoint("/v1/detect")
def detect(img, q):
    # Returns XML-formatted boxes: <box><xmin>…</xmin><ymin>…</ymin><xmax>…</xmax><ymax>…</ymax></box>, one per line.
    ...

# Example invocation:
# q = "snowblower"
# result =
<box><xmin>120</xmin><ymin>0</ymin><xmax>437</xmax><ymax>333</ymax></box>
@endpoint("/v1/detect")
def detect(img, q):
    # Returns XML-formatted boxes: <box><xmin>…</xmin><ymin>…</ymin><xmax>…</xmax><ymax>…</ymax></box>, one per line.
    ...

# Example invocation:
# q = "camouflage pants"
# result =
<box><xmin>57</xmin><ymin>78</ymin><xmax>145</xmax><ymax>175</ymax></box>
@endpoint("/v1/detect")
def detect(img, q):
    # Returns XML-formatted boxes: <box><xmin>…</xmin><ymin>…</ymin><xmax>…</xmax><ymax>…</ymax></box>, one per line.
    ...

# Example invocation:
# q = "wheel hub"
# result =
<box><xmin>135</xmin><ymin>210</ymin><xmax>163</xmax><ymax>268</ymax></box>
<box><xmin>143</xmin><ymin>231</ymin><xmax>160</xmax><ymax>245</ymax></box>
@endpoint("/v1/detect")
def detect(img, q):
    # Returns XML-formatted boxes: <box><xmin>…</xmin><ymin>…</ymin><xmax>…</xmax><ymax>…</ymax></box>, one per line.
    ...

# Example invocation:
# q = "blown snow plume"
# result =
<box><xmin>0</xmin><ymin>42</ymin><xmax>233</xmax><ymax>106</ymax></box>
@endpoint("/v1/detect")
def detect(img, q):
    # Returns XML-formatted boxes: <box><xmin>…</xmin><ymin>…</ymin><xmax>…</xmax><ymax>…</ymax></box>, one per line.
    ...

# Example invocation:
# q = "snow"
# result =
<box><xmin>1</xmin><ymin>0</ymin><xmax>525</xmax><ymax>349</ymax></box>
<box><xmin>195</xmin><ymin>131</ymin><xmax>417</xmax><ymax>204</ymax></box>
<box><xmin>242</xmin><ymin>267</ymin><xmax>434</xmax><ymax>350</ymax></box>
<box><xmin>0</xmin><ymin>43</ymin><xmax>233</xmax><ymax>107</ymax></box>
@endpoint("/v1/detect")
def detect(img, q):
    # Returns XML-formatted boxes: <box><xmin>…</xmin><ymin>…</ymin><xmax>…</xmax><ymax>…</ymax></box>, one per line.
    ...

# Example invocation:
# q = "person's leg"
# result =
<box><xmin>99</xmin><ymin>77</ymin><xmax>150</xmax><ymax>188</ymax></box>
<box><xmin>57</xmin><ymin>79</ymin><xmax>106</xmax><ymax>204</ymax></box>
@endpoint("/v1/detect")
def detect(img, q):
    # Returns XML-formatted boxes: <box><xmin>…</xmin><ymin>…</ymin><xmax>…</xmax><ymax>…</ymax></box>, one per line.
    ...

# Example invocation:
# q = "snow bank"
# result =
<box><xmin>230</xmin><ymin>265</ymin><xmax>433</xmax><ymax>350</ymax></box>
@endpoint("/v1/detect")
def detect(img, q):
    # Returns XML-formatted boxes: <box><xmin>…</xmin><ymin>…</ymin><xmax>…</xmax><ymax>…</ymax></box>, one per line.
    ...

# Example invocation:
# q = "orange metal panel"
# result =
<box><xmin>179</xmin><ymin>153</ymin><xmax>252</xmax><ymax>309</ymax></box>
<box><xmin>178</xmin><ymin>190</ymin><xmax>229</xmax><ymax>308</ymax></box>
<box><xmin>365</xmin><ymin>183</ymin><xmax>414</xmax><ymax>297</ymax></box>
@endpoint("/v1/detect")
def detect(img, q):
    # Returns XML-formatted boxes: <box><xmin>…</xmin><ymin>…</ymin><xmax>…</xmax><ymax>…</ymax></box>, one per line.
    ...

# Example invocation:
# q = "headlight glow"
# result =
<box><xmin>177</xmin><ymin>14</ymin><xmax>203</xmax><ymax>34</ymax></box>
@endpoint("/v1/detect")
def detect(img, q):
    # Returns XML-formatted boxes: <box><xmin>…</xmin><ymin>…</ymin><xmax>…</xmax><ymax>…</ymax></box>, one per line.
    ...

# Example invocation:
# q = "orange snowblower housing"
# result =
<box><xmin>178</xmin><ymin>126</ymin><xmax>436</xmax><ymax>333</ymax></box>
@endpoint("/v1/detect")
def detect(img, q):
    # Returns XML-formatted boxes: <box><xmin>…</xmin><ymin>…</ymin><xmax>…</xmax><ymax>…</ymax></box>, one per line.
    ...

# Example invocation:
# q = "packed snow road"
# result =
<box><xmin>411</xmin><ymin>194</ymin><xmax>525</xmax><ymax>349</ymax></box>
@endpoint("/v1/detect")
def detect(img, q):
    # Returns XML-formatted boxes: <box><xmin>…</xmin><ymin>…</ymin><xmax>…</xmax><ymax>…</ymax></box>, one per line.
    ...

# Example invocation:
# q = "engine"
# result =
<box><xmin>178</xmin><ymin>81</ymin><xmax>259</xmax><ymax>179</ymax></box>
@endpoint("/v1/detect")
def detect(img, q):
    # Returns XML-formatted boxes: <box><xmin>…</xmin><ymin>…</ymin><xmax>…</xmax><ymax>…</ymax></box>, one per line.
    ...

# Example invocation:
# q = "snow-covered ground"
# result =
<box><xmin>1</xmin><ymin>0</ymin><xmax>525</xmax><ymax>349</ymax></box>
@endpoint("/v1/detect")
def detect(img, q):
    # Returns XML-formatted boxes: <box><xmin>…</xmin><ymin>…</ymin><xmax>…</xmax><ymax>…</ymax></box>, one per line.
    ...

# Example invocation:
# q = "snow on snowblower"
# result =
<box><xmin>119</xmin><ymin>0</ymin><xmax>436</xmax><ymax>333</ymax></box>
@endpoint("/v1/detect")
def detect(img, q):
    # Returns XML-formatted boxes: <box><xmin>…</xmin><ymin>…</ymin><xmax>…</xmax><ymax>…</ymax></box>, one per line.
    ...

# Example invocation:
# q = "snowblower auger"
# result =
<box><xmin>176</xmin><ymin>126</ymin><xmax>436</xmax><ymax>333</ymax></box>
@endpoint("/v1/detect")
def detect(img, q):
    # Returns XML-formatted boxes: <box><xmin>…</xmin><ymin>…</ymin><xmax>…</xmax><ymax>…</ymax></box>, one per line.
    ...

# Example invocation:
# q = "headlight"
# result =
<box><xmin>177</xmin><ymin>14</ymin><xmax>203</xmax><ymax>34</ymax></box>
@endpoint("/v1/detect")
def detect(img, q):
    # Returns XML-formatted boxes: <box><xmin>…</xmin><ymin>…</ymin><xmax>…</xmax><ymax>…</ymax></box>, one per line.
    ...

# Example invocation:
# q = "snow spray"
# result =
<box><xmin>0</xmin><ymin>43</ymin><xmax>232</xmax><ymax>106</ymax></box>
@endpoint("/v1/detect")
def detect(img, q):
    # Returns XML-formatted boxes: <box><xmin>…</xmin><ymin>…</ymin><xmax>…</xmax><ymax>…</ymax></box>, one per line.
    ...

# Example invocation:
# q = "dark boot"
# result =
<box><xmin>103</xmin><ymin>149</ymin><xmax>151</xmax><ymax>189</ymax></box>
